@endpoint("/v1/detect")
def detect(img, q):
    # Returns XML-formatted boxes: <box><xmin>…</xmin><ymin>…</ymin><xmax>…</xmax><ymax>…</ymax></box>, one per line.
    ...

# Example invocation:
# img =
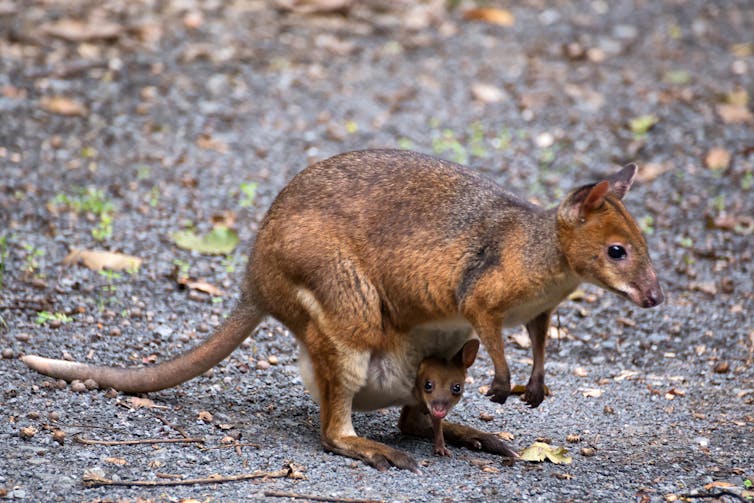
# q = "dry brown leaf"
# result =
<box><xmin>704</xmin><ymin>481</ymin><xmax>736</xmax><ymax>490</ymax></box>
<box><xmin>705</xmin><ymin>148</ymin><xmax>731</xmax><ymax>170</ymax></box>
<box><xmin>41</xmin><ymin>19</ymin><xmax>122</xmax><ymax>42</ymax></box>
<box><xmin>274</xmin><ymin>0</ymin><xmax>351</xmax><ymax>14</ymax></box>
<box><xmin>126</xmin><ymin>397</ymin><xmax>167</xmax><ymax>410</ymax></box>
<box><xmin>464</xmin><ymin>7</ymin><xmax>515</xmax><ymax>26</ymax></box>
<box><xmin>104</xmin><ymin>457</ymin><xmax>127</xmax><ymax>466</ymax></box>
<box><xmin>636</xmin><ymin>162</ymin><xmax>672</xmax><ymax>183</ymax></box>
<box><xmin>198</xmin><ymin>410</ymin><xmax>213</xmax><ymax>423</ymax></box>
<box><xmin>581</xmin><ymin>389</ymin><xmax>603</xmax><ymax>398</ymax></box>
<box><xmin>40</xmin><ymin>96</ymin><xmax>88</xmax><ymax>117</ymax></box>
<box><xmin>716</xmin><ymin>103</ymin><xmax>753</xmax><ymax>124</ymax></box>
<box><xmin>471</xmin><ymin>83</ymin><xmax>505</xmax><ymax>103</ymax></box>
<box><xmin>64</xmin><ymin>249</ymin><xmax>142</xmax><ymax>272</ymax></box>
<box><xmin>186</xmin><ymin>280</ymin><xmax>225</xmax><ymax>297</ymax></box>
<box><xmin>497</xmin><ymin>431</ymin><xmax>514</xmax><ymax>441</ymax></box>
<box><xmin>196</xmin><ymin>133</ymin><xmax>229</xmax><ymax>153</ymax></box>
<box><xmin>509</xmin><ymin>330</ymin><xmax>531</xmax><ymax>349</ymax></box>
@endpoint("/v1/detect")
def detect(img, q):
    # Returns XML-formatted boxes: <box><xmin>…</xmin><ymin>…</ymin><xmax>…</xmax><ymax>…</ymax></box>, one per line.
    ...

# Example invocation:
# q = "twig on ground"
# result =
<box><xmin>151</xmin><ymin>413</ymin><xmax>191</xmax><ymax>439</ymax></box>
<box><xmin>83</xmin><ymin>466</ymin><xmax>301</xmax><ymax>487</ymax></box>
<box><xmin>264</xmin><ymin>491</ymin><xmax>385</xmax><ymax>503</ymax></box>
<box><xmin>677</xmin><ymin>491</ymin><xmax>749</xmax><ymax>502</ymax></box>
<box><xmin>75</xmin><ymin>435</ymin><xmax>204</xmax><ymax>446</ymax></box>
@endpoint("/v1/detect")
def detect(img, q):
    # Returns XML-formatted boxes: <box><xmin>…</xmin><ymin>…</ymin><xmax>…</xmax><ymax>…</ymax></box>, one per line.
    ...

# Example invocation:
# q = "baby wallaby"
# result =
<box><xmin>23</xmin><ymin>149</ymin><xmax>664</xmax><ymax>472</ymax></box>
<box><xmin>413</xmin><ymin>339</ymin><xmax>479</xmax><ymax>457</ymax></box>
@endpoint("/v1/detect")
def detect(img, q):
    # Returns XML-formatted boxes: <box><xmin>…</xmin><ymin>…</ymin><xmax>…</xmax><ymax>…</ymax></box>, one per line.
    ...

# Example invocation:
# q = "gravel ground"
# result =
<box><xmin>1</xmin><ymin>1</ymin><xmax>753</xmax><ymax>501</ymax></box>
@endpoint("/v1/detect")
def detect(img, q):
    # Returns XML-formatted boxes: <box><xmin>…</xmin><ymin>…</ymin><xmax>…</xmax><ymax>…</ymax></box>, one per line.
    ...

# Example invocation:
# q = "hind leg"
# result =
<box><xmin>399</xmin><ymin>405</ymin><xmax>518</xmax><ymax>458</ymax></box>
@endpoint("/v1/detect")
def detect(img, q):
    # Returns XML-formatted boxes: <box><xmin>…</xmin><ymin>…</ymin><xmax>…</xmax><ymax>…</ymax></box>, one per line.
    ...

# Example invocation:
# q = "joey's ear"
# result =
<box><xmin>608</xmin><ymin>163</ymin><xmax>637</xmax><ymax>199</ymax></box>
<box><xmin>559</xmin><ymin>181</ymin><xmax>610</xmax><ymax>223</ymax></box>
<box><xmin>454</xmin><ymin>339</ymin><xmax>479</xmax><ymax>369</ymax></box>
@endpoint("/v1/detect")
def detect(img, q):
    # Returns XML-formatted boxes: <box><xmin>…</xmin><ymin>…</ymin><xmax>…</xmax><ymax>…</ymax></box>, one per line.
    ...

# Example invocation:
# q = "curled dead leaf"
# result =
<box><xmin>520</xmin><ymin>441</ymin><xmax>572</xmax><ymax>464</ymax></box>
<box><xmin>463</xmin><ymin>7</ymin><xmax>515</xmax><ymax>26</ymax></box>
<box><xmin>64</xmin><ymin>249</ymin><xmax>142</xmax><ymax>272</ymax></box>
<box><xmin>40</xmin><ymin>96</ymin><xmax>88</xmax><ymax>117</ymax></box>
<box><xmin>185</xmin><ymin>280</ymin><xmax>225</xmax><ymax>297</ymax></box>
<box><xmin>198</xmin><ymin>410</ymin><xmax>213</xmax><ymax>423</ymax></box>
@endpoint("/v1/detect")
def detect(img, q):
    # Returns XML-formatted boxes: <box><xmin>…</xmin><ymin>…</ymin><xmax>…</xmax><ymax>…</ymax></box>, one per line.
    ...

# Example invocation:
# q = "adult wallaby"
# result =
<box><xmin>23</xmin><ymin>149</ymin><xmax>663</xmax><ymax>472</ymax></box>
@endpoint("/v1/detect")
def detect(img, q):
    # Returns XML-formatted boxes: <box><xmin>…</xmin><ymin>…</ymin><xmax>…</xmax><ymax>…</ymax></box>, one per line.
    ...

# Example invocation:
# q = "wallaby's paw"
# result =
<box><xmin>366</xmin><ymin>448</ymin><xmax>420</xmax><ymax>473</ymax></box>
<box><xmin>486</xmin><ymin>376</ymin><xmax>512</xmax><ymax>404</ymax></box>
<box><xmin>524</xmin><ymin>374</ymin><xmax>546</xmax><ymax>408</ymax></box>
<box><xmin>433</xmin><ymin>445</ymin><xmax>452</xmax><ymax>457</ymax></box>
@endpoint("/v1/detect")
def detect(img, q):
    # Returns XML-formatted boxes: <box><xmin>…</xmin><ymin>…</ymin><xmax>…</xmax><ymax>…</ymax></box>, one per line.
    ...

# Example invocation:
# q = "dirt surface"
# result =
<box><xmin>1</xmin><ymin>1</ymin><xmax>753</xmax><ymax>501</ymax></box>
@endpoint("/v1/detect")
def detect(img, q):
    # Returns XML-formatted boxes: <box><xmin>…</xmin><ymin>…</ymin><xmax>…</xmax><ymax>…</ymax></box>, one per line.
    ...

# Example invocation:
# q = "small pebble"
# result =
<box><xmin>581</xmin><ymin>447</ymin><xmax>596</xmax><ymax>457</ymax></box>
<box><xmin>54</xmin><ymin>379</ymin><xmax>67</xmax><ymax>390</ymax></box>
<box><xmin>267</xmin><ymin>355</ymin><xmax>279</xmax><ymax>365</ymax></box>
<box><xmin>713</xmin><ymin>361</ymin><xmax>730</xmax><ymax>373</ymax></box>
<box><xmin>603</xmin><ymin>405</ymin><xmax>615</xmax><ymax>415</ymax></box>
<box><xmin>566</xmin><ymin>434</ymin><xmax>581</xmax><ymax>443</ymax></box>
<box><xmin>197</xmin><ymin>323</ymin><xmax>210</xmax><ymax>333</ymax></box>
<box><xmin>479</xmin><ymin>413</ymin><xmax>494</xmax><ymax>422</ymax></box>
<box><xmin>83</xmin><ymin>379</ymin><xmax>98</xmax><ymax>390</ymax></box>
<box><xmin>15</xmin><ymin>332</ymin><xmax>31</xmax><ymax>342</ymax></box>
<box><xmin>48</xmin><ymin>411</ymin><xmax>60</xmax><ymax>421</ymax></box>
<box><xmin>52</xmin><ymin>429</ymin><xmax>65</xmax><ymax>445</ymax></box>
<box><xmin>256</xmin><ymin>360</ymin><xmax>271</xmax><ymax>370</ymax></box>
<box><xmin>20</xmin><ymin>426</ymin><xmax>38</xmax><ymax>439</ymax></box>
<box><xmin>49</xmin><ymin>319</ymin><xmax>62</xmax><ymax>329</ymax></box>
<box><xmin>27</xmin><ymin>411</ymin><xmax>40</xmax><ymax>420</ymax></box>
<box><xmin>2</xmin><ymin>348</ymin><xmax>13</xmax><ymax>359</ymax></box>
<box><xmin>105</xmin><ymin>388</ymin><xmax>118</xmax><ymax>398</ymax></box>
<box><xmin>70</xmin><ymin>380</ymin><xmax>87</xmax><ymax>393</ymax></box>
<box><xmin>109</xmin><ymin>327</ymin><xmax>121</xmax><ymax>337</ymax></box>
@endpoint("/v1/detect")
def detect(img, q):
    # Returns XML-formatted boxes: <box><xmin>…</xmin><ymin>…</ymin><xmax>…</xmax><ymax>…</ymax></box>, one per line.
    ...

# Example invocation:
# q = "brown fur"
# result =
<box><xmin>22</xmin><ymin>149</ymin><xmax>663</xmax><ymax>471</ymax></box>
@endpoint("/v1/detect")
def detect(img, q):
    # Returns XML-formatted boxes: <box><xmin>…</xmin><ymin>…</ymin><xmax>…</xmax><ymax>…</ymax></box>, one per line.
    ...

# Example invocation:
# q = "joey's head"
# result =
<box><xmin>415</xmin><ymin>340</ymin><xmax>479</xmax><ymax>419</ymax></box>
<box><xmin>557</xmin><ymin>163</ymin><xmax>664</xmax><ymax>308</ymax></box>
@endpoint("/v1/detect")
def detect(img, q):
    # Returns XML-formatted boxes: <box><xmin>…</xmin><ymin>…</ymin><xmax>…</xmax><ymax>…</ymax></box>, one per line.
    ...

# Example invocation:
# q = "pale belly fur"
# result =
<box><xmin>298</xmin><ymin>317</ymin><xmax>475</xmax><ymax>412</ymax></box>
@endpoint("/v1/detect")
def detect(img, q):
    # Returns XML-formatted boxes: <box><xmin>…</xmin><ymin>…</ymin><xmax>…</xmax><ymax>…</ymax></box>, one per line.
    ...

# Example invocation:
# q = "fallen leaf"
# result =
<box><xmin>713</xmin><ymin>361</ymin><xmax>730</xmax><ymax>373</ymax></box>
<box><xmin>629</xmin><ymin>114</ymin><xmax>658</xmax><ymax>136</ymax></box>
<box><xmin>716</xmin><ymin>104</ymin><xmax>753</xmax><ymax>124</ymax></box>
<box><xmin>104</xmin><ymin>457</ymin><xmax>127</xmax><ymax>466</ymax></box>
<box><xmin>613</xmin><ymin>370</ymin><xmax>640</xmax><ymax>381</ymax></box>
<box><xmin>172</xmin><ymin>226</ymin><xmax>239</xmax><ymax>255</ymax></box>
<box><xmin>636</xmin><ymin>162</ymin><xmax>672</xmax><ymax>183</ymax></box>
<box><xmin>185</xmin><ymin>280</ymin><xmax>225</xmax><ymax>297</ymax></box>
<box><xmin>127</xmin><ymin>397</ymin><xmax>166</xmax><ymax>410</ymax></box>
<box><xmin>704</xmin><ymin>481</ymin><xmax>736</xmax><ymax>490</ymax></box>
<box><xmin>198</xmin><ymin>410</ymin><xmax>213</xmax><ymax>423</ymax></box>
<box><xmin>581</xmin><ymin>389</ymin><xmax>603</xmax><ymax>398</ymax></box>
<box><xmin>64</xmin><ymin>249</ymin><xmax>142</xmax><ymax>272</ymax></box>
<box><xmin>479</xmin><ymin>413</ymin><xmax>494</xmax><ymax>422</ymax></box>
<box><xmin>41</xmin><ymin>19</ymin><xmax>122</xmax><ymax>42</ymax></box>
<box><xmin>573</xmin><ymin>367</ymin><xmax>588</xmax><ymax>378</ymax></box>
<box><xmin>496</xmin><ymin>431</ymin><xmax>514</xmax><ymax>441</ymax></box>
<box><xmin>40</xmin><ymin>96</ymin><xmax>88</xmax><ymax>117</ymax></box>
<box><xmin>520</xmin><ymin>441</ymin><xmax>572</xmax><ymax>464</ymax></box>
<box><xmin>471</xmin><ymin>83</ymin><xmax>505</xmax><ymax>103</ymax></box>
<box><xmin>196</xmin><ymin>133</ymin><xmax>229</xmax><ymax>153</ymax></box>
<box><xmin>705</xmin><ymin>148</ymin><xmax>731</xmax><ymax>170</ymax></box>
<box><xmin>509</xmin><ymin>331</ymin><xmax>530</xmax><ymax>349</ymax></box>
<box><xmin>464</xmin><ymin>7</ymin><xmax>515</xmax><ymax>26</ymax></box>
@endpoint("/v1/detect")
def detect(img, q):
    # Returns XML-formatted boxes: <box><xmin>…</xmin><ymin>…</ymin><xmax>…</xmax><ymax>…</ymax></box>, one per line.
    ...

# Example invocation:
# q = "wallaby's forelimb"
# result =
<box><xmin>22</xmin><ymin>302</ymin><xmax>263</xmax><ymax>393</ymax></box>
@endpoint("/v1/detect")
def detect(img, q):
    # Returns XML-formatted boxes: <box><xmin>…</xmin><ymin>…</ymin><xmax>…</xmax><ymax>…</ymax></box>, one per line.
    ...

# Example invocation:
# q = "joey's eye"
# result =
<box><xmin>424</xmin><ymin>381</ymin><xmax>434</xmax><ymax>393</ymax></box>
<box><xmin>607</xmin><ymin>245</ymin><xmax>627</xmax><ymax>260</ymax></box>
<box><xmin>451</xmin><ymin>383</ymin><xmax>462</xmax><ymax>395</ymax></box>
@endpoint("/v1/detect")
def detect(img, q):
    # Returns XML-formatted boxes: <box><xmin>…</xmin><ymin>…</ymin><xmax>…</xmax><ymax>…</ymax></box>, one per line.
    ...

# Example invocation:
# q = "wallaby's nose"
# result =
<box><xmin>644</xmin><ymin>285</ymin><xmax>664</xmax><ymax>307</ymax></box>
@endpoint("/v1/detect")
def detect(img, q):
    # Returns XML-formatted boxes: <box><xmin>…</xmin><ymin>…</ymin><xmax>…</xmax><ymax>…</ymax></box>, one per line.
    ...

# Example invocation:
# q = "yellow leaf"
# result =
<box><xmin>463</xmin><ymin>8</ymin><xmax>515</xmax><ymax>27</ymax></box>
<box><xmin>520</xmin><ymin>442</ymin><xmax>572</xmax><ymax>464</ymax></box>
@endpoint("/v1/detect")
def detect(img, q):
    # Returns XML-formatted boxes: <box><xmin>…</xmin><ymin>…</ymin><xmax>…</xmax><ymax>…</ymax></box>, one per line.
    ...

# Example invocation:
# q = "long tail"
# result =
<box><xmin>21</xmin><ymin>301</ymin><xmax>264</xmax><ymax>393</ymax></box>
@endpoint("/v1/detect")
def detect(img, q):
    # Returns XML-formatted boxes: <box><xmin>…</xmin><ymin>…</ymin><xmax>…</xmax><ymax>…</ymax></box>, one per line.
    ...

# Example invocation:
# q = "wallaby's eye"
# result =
<box><xmin>607</xmin><ymin>245</ymin><xmax>627</xmax><ymax>260</ymax></box>
<box><xmin>423</xmin><ymin>381</ymin><xmax>434</xmax><ymax>393</ymax></box>
<box><xmin>451</xmin><ymin>383</ymin><xmax>462</xmax><ymax>395</ymax></box>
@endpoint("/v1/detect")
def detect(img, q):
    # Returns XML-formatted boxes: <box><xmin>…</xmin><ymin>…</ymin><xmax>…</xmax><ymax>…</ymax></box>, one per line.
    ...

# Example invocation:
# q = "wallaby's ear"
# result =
<box><xmin>559</xmin><ymin>181</ymin><xmax>610</xmax><ymax>223</ymax></box>
<box><xmin>608</xmin><ymin>163</ymin><xmax>637</xmax><ymax>199</ymax></box>
<box><xmin>453</xmin><ymin>339</ymin><xmax>479</xmax><ymax>369</ymax></box>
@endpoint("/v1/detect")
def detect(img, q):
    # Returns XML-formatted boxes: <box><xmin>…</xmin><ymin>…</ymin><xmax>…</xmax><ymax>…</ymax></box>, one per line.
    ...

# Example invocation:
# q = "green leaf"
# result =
<box><xmin>171</xmin><ymin>226</ymin><xmax>239</xmax><ymax>255</ymax></box>
<box><xmin>629</xmin><ymin>114</ymin><xmax>659</xmax><ymax>137</ymax></box>
<box><xmin>520</xmin><ymin>442</ymin><xmax>572</xmax><ymax>464</ymax></box>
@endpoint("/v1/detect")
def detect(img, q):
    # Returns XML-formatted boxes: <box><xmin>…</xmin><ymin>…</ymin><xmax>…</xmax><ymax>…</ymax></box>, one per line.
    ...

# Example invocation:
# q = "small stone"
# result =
<box><xmin>27</xmin><ymin>411</ymin><xmax>40</xmax><ymax>420</ymax></box>
<box><xmin>84</xmin><ymin>379</ymin><xmax>98</xmax><ymax>390</ymax></box>
<box><xmin>105</xmin><ymin>388</ymin><xmax>118</xmax><ymax>398</ymax></box>
<box><xmin>2</xmin><ymin>348</ymin><xmax>13</xmax><ymax>359</ymax></box>
<box><xmin>49</xmin><ymin>319</ymin><xmax>62</xmax><ymax>329</ymax></box>
<box><xmin>20</xmin><ymin>426</ymin><xmax>38</xmax><ymax>439</ymax></box>
<box><xmin>54</xmin><ymin>379</ymin><xmax>67</xmax><ymax>390</ymax></box>
<box><xmin>197</xmin><ymin>323</ymin><xmax>210</xmax><ymax>333</ymax></box>
<box><xmin>70</xmin><ymin>380</ymin><xmax>87</xmax><ymax>393</ymax></box>
<box><xmin>580</xmin><ymin>447</ymin><xmax>596</xmax><ymax>457</ymax></box>
<box><xmin>603</xmin><ymin>405</ymin><xmax>615</xmax><ymax>415</ymax></box>
<box><xmin>109</xmin><ymin>327</ymin><xmax>121</xmax><ymax>337</ymax></box>
<box><xmin>255</xmin><ymin>360</ymin><xmax>271</xmax><ymax>370</ymax></box>
<box><xmin>52</xmin><ymin>429</ymin><xmax>66</xmax><ymax>445</ymax></box>
<box><xmin>15</xmin><ymin>332</ymin><xmax>31</xmax><ymax>342</ymax></box>
<box><xmin>713</xmin><ymin>361</ymin><xmax>730</xmax><ymax>374</ymax></box>
<box><xmin>479</xmin><ymin>413</ymin><xmax>494</xmax><ymax>422</ymax></box>
<box><xmin>267</xmin><ymin>355</ymin><xmax>279</xmax><ymax>365</ymax></box>
<box><xmin>566</xmin><ymin>434</ymin><xmax>581</xmax><ymax>443</ymax></box>
<box><xmin>48</xmin><ymin>411</ymin><xmax>60</xmax><ymax>421</ymax></box>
